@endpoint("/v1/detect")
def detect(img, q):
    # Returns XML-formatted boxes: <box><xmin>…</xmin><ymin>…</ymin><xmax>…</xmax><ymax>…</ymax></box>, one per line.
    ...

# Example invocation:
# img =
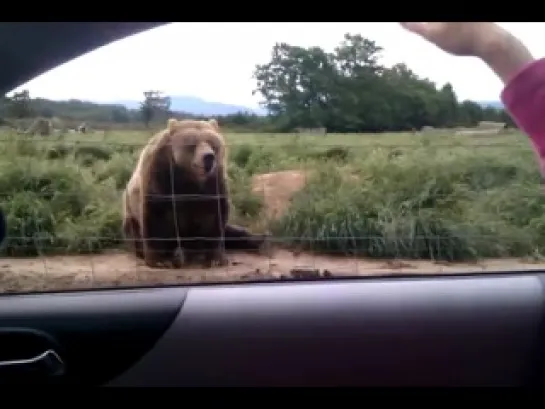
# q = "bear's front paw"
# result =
<box><xmin>203</xmin><ymin>249</ymin><xmax>229</xmax><ymax>268</ymax></box>
<box><xmin>257</xmin><ymin>233</ymin><xmax>276</xmax><ymax>257</ymax></box>
<box><xmin>170</xmin><ymin>247</ymin><xmax>186</xmax><ymax>268</ymax></box>
<box><xmin>144</xmin><ymin>259</ymin><xmax>164</xmax><ymax>269</ymax></box>
<box><xmin>143</xmin><ymin>248</ymin><xmax>180</xmax><ymax>269</ymax></box>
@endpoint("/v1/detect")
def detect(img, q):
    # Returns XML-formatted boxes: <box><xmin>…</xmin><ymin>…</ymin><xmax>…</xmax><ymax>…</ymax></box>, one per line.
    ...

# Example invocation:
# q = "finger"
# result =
<box><xmin>400</xmin><ymin>22</ymin><xmax>431</xmax><ymax>37</ymax></box>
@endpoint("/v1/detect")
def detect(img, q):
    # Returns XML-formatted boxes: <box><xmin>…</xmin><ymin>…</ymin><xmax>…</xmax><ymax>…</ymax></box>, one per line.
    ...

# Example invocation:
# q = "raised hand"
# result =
<box><xmin>400</xmin><ymin>22</ymin><xmax>533</xmax><ymax>84</ymax></box>
<box><xmin>400</xmin><ymin>22</ymin><xmax>506</xmax><ymax>58</ymax></box>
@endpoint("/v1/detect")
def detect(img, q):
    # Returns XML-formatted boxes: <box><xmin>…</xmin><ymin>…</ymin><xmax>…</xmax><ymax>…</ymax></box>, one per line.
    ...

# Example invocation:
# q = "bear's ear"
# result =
<box><xmin>208</xmin><ymin>118</ymin><xmax>219</xmax><ymax>131</ymax></box>
<box><xmin>167</xmin><ymin>118</ymin><xmax>178</xmax><ymax>132</ymax></box>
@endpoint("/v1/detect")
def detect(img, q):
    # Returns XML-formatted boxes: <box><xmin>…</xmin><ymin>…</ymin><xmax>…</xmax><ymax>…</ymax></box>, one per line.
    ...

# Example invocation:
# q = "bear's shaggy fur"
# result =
<box><xmin>122</xmin><ymin>118</ymin><xmax>268</xmax><ymax>268</ymax></box>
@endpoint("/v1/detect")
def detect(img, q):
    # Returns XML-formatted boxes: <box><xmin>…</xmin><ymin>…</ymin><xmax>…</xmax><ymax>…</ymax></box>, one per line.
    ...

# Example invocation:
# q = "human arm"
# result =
<box><xmin>400</xmin><ymin>23</ymin><xmax>545</xmax><ymax>177</ymax></box>
<box><xmin>493</xmin><ymin>39</ymin><xmax>545</xmax><ymax>176</ymax></box>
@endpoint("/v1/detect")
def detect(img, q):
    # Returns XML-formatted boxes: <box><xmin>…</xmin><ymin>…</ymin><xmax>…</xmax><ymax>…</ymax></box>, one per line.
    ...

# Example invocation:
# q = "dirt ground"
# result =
<box><xmin>2</xmin><ymin>250</ymin><xmax>545</xmax><ymax>294</ymax></box>
<box><xmin>1</xmin><ymin>170</ymin><xmax>544</xmax><ymax>293</ymax></box>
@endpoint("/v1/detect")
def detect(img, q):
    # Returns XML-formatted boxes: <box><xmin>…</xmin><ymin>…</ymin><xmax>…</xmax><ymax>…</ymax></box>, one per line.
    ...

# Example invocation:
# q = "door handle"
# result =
<box><xmin>0</xmin><ymin>349</ymin><xmax>65</xmax><ymax>377</ymax></box>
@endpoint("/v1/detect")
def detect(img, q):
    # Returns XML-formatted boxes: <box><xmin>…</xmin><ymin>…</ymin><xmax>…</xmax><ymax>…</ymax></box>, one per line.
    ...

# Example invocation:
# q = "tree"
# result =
<box><xmin>111</xmin><ymin>107</ymin><xmax>130</xmax><ymax>123</ymax></box>
<box><xmin>331</xmin><ymin>34</ymin><xmax>388</xmax><ymax>132</ymax></box>
<box><xmin>140</xmin><ymin>90</ymin><xmax>172</xmax><ymax>127</ymax></box>
<box><xmin>6</xmin><ymin>90</ymin><xmax>32</xmax><ymax>119</ymax></box>
<box><xmin>253</xmin><ymin>32</ymin><xmax>500</xmax><ymax>133</ymax></box>
<box><xmin>435</xmin><ymin>83</ymin><xmax>459</xmax><ymax>128</ymax></box>
<box><xmin>253</xmin><ymin>43</ymin><xmax>337</xmax><ymax>131</ymax></box>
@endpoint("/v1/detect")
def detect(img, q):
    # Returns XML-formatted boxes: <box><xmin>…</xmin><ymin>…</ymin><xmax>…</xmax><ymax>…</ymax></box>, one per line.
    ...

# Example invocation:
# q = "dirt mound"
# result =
<box><xmin>252</xmin><ymin>170</ymin><xmax>309</xmax><ymax>220</ymax></box>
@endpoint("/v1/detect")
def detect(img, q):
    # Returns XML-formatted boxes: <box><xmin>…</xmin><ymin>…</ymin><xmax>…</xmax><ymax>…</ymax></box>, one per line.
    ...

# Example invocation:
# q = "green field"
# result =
<box><xmin>0</xmin><ymin>128</ymin><xmax>543</xmax><ymax>262</ymax></box>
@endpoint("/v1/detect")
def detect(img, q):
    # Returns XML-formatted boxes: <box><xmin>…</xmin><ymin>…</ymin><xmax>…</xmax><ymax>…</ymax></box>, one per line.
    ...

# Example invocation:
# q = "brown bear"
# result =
<box><xmin>122</xmin><ymin>118</ymin><xmax>269</xmax><ymax>268</ymax></box>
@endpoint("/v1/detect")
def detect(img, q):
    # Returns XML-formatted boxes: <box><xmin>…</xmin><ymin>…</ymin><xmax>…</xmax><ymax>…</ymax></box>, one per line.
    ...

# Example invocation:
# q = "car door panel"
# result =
<box><xmin>1</xmin><ymin>273</ymin><xmax>544</xmax><ymax>386</ymax></box>
<box><xmin>0</xmin><ymin>287</ymin><xmax>186</xmax><ymax>385</ymax></box>
<box><xmin>107</xmin><ymin>273</ymin><xmax>543</xmax><ymax>386</ymax></box>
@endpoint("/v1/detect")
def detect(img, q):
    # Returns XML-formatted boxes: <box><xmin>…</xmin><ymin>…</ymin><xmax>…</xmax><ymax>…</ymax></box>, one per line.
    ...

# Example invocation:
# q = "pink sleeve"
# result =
<box><xmin>501</xmin><ymin>58</ymin><xmax>545</xmax><ymax>176</ymax></box>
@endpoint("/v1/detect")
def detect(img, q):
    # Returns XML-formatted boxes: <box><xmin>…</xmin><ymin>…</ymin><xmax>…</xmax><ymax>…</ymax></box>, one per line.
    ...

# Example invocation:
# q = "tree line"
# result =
<box><xmin>0</xmin><ymin>90</ymin><xmax>174</xmax><ymax>127</ymax></box>
<box><xmin>252</xmin><ymin>33</ymin><xmax>515</xmax><ymax>132</ymax></box>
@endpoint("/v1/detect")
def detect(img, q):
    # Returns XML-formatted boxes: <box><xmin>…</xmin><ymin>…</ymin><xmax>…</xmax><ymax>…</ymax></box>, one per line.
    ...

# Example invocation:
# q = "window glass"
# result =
<box><xmin>1</xmin><ymin>22</ymin><xmax>544</xmax><ymax>294</ymax></box>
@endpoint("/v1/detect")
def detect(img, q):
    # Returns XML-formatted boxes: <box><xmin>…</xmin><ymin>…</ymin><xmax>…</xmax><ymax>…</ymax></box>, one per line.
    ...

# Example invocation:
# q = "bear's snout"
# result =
<box><xmin>202</xmin><ymin>153</ymin><xmax>215</xmax><ymax>173</ymax></box>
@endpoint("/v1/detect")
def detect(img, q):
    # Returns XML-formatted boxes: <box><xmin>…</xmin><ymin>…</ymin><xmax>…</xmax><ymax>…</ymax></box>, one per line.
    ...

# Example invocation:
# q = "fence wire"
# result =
<box><xmin>0</xmin><ymin>129</ymin><xmax>543</xmax><ymax>294</ymax></box>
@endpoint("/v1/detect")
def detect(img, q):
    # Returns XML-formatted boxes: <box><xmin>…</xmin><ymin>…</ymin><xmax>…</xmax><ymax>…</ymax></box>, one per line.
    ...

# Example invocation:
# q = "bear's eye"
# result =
<box><xmin>208</xmin><ymin>143</ymin><xmax>220</xmax><ymax>153</ymax></box>
<box><xmin>184</xmin><ymin>143</ymin><xmax>197</xmax><ymax>152</ymax></box>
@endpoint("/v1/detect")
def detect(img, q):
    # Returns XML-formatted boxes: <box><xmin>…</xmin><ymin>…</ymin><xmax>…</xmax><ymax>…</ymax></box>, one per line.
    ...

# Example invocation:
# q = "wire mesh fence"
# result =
<box><xmin>0</xmin><ymin>127</ymin><xmax>544</xmax><ymax>294</ymax></box>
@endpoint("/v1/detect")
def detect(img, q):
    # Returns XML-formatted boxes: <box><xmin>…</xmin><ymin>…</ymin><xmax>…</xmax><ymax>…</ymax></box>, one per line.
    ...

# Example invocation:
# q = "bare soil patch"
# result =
<box><xmin>250</xmin><ymin>169</ymin><xmax>359</xmax><ymax>222</ymax></box>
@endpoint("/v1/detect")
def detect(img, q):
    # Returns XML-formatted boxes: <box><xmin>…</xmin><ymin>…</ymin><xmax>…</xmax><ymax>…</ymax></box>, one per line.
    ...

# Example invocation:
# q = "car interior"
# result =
<box><xmin>1</xmin><ymin>22</ymin><xmax>545</xmax><ymax>387</ymax></box>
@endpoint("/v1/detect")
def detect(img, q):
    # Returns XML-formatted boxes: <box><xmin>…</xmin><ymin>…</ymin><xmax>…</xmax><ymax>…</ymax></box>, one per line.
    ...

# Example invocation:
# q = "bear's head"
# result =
<box><xmin>165</xmin><ymin>118</ymin><xmax>226</xmax><ymax>184</ymax></box>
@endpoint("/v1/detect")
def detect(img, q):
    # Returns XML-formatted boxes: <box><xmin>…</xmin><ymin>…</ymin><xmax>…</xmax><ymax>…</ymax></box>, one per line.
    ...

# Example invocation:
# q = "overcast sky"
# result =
<box><xmin>10</xmin><ymin>23</ymin><xmax>545</xmax><ymax>108</ymax></box>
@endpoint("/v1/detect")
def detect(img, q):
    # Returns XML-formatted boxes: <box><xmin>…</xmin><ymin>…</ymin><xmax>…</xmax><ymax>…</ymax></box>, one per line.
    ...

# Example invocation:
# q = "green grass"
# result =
<box><xmin>0</xmin><ymin>127</ymin><xmax>543</xmax><ymax>262</ymax></box>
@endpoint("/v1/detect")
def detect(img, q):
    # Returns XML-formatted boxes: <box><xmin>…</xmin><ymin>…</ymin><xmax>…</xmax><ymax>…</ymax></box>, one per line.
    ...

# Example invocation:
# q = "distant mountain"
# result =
<box><xmin>476</xmin><ymin>100</ymin><xmax>504</xmax><ymax>109</ymax></box>
<box><xmin>168</xmin><ymin>97</ymin><xmax>501</xmax><ymax>114</ymax></box>
<box><xmin>111</xmin><ymin>95</ymin><xmax>267</xmax><ymax>116</ymax></box>
<box><xmin>111</xmin><ymin>96</ymin><xmax>503</xmax><ymax>116</ymax></box>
